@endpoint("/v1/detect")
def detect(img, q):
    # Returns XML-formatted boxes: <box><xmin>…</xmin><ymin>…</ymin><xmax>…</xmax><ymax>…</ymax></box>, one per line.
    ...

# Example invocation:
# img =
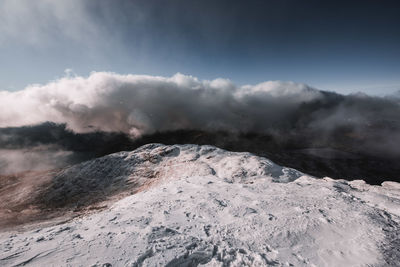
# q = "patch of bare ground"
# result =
<box><xmin>0</xmin><ymin>152</ymin><xmax>173</xmax><ymax>232</ymax></box>
<box><xmin>0</xmin><ymin>170</ymin><xmax>56</xmax><ymax>231</ymax></box>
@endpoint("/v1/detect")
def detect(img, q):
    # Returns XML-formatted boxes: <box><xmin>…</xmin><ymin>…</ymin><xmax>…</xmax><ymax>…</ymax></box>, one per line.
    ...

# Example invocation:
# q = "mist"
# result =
<box><xmin>0</xmin><ymin>147</ymin><xmax>72</xmax><ymax>175</ymax></box>
<box><xmin>0</xmin><ymin>122</ymin><xmax>134</xmax><ymax>175</ymax></box>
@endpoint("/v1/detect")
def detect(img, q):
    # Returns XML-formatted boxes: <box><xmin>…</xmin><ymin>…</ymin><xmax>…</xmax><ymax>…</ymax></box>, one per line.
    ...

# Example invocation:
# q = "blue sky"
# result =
<box><xmin>1</xmin><ymin>0</ymin><xmax>400</xmax><ymax>95</ymax></box>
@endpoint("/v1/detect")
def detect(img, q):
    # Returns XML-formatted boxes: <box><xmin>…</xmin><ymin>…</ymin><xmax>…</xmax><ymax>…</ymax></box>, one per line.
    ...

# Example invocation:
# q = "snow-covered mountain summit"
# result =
<box><xmin>41</xmin><ymin>143</ymin><xmax>304</xmax><ymax>208</ymax></box>
<box><xmin>1</xmin><ymin>144</ymin><xmax>400</xmax><ymax>266</ymax></box>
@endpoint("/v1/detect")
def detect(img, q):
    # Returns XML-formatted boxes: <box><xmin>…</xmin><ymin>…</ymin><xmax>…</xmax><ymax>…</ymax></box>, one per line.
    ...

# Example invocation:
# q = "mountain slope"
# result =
<box><xmin>1</xmin><ymin>144</ymin><xmax>400</xmax><ymax>266</ymax></box>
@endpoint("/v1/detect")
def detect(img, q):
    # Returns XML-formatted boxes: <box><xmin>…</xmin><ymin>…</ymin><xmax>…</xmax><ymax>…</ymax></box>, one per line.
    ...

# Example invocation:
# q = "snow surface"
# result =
<box><xmin>1</xmin><ymin>144</ymin><xmax>400</xmax><ymax>266</ymax></box>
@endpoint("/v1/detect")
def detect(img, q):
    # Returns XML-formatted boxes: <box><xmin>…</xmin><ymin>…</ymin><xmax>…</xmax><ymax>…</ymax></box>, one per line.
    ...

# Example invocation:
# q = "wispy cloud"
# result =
<box><xmin>0</xmin><ymin>0</ymin><xmax>107</xmax><ymax>47</ymax></box>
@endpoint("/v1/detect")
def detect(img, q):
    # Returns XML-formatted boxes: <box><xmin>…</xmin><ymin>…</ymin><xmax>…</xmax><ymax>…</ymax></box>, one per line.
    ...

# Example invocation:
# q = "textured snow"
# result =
<box><xmin>1</xmin><ymin>144</ymin><xmax>400</xmax><ymax>266</ymax></box>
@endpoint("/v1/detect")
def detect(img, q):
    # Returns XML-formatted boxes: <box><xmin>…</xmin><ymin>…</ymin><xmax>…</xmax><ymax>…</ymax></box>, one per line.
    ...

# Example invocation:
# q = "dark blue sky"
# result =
<box><xmin>1</xmin><ymin>0</ymin><xmax>400</xmax><ymax>94</ymax></box>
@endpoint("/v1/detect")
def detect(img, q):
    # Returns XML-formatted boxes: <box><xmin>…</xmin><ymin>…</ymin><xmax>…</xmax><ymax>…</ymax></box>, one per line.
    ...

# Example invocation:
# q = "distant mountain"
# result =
<box><xmin>1</xmin><ymin>123</ymin><xmax>400</xmax><ymax>184</ymax></box>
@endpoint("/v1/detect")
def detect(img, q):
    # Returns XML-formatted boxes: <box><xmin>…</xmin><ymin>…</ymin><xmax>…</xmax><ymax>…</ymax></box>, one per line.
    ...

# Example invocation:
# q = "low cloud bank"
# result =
<box><xmin>0</xmin><ymin>72</ymin><xmax>326</xmax><ymax>136</ymax></box>
<box><xmin>1</xmin><ymin>72</ymin><xmax>400</xmax><ymax>175</ymax></box>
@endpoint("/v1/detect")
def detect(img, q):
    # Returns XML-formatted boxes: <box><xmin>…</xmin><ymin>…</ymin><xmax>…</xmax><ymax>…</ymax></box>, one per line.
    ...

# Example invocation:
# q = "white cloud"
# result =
<box><xmin>0</xmin><ymin>72</ymin><xmax>322</xmax><ymax>137</ymax></box>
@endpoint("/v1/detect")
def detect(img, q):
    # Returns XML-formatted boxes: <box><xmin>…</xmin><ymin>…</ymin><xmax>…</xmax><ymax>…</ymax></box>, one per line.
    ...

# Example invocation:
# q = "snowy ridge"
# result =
<box><xmin>40</xmin><ymin>144</ymin><xmax>304</xmax><ymax>209</ymax></box>
<box><xmin>1</xmin><ymin>144</ymin><xmax>400</xmax><ymax>266</ymax></box>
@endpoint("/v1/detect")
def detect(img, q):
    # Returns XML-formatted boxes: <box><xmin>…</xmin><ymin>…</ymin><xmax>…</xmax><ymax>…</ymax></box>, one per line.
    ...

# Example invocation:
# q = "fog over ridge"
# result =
<box><xmin>1</xmin><ymin>72</ymin><xmax>400</xmax><ymax>180</ymax></box>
